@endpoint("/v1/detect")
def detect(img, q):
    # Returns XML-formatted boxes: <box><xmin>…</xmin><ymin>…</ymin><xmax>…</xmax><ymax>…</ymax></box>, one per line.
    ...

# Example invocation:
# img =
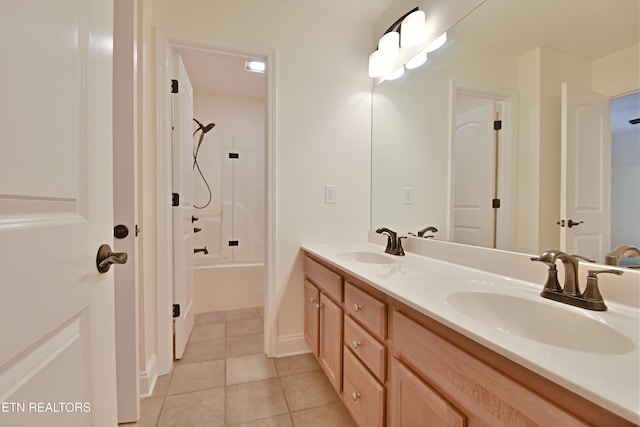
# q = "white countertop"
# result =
<box><xmin>302</xmin><ymin>242</ymin><xmax>640</xmax><ymax>424</ymax></box>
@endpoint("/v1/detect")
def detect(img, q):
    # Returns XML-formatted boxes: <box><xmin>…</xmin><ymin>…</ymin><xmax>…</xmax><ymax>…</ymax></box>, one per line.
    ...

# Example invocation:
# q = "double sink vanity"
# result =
<box><xmin>301</xmin><ymin>238</ymin><xmax>639</xmax><ymax>426</ymax></box>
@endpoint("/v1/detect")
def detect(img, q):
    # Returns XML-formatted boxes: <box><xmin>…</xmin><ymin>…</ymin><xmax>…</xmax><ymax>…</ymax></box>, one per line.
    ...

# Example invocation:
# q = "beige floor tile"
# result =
<box><xmin>157</xmin><ymin>387</ymin><xmax>225</xmax><ymax>427</ymax></box>
<box><xmin>190</xmin><ymin>322</ymin><xmax>225</xmax><ymax>342</ymax></box>
<box><xmin>225</xmin><ymin>333</ymin><xmax>264</xmax><ymax>357</ymax></box>
<box><xmin>177</xmin><ymin>337</ymin><xmax>226</xmax><ymax>365</ymax></box>
<box><xmin>169</xmin><ymin>359</ymin><xmax>225</xmax><ymax>395</ymax></box>
<box><xmin>225</xmin><ymin>307</ymin><xmax>261</xmax><ymax>322</ymax></box>
<box><xmin>226</xmin><ymin>354</ymin><xmax>277</xmax><ymax>385</ymax></box>
<box><xmin>195</xmin><ymin>310</ymin><xmax>225</xmax><ymax>325</ymax></box>
<box><xmin>280</xmin><ymin>370</ymin><xmax>339</xmax><ymax>412</ymax></box>
<box><xmin>227</xmin><ymin>317</ymin><xmax>263</xmax><ymax>337</ymax></box>
<box><xmin>151</xmin><ymin>372</ymin><xmax>173</xmax><ymax>397</ymax></box>
<box><xmin>274</xmin><ymin>353</ymin><xmax>320</xmax><ymax>377</ymax></box>
<box><xmin>228</xmin><ymin>413</ymin><xmax>293</xmax><ymax>427</ymax></box>
<box><xmin>225</xmin><ymin>378</ymin><xmax>288</xmax><ymax>425</ymax></box>
<box><xmin>119</xmin><ymin>396</ymin><xmax>164</xmax><ymax>427</ymax></box>
<box><xmin>291</xmin><ymin>402</ymin><xmax>356</xmax><ymax>427</ymax></box>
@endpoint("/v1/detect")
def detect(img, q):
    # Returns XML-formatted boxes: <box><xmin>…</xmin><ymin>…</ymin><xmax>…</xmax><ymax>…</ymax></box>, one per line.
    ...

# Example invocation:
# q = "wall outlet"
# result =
<box><xmin>403</xmin><ymin>187</ymin><xmax>414</xmax><ymax>205</ymax></box>
<box><xmin>325</xmin><ymin>185</ymin><xmax>337</xmax><ymax>203</ymax></box>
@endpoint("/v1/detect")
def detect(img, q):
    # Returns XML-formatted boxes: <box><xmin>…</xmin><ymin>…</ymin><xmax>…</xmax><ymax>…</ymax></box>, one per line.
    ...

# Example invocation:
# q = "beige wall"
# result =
<box><xmin>138</xmin><ymin>0</ymin><xmax>373</xmax><ymax>371</ymax></box>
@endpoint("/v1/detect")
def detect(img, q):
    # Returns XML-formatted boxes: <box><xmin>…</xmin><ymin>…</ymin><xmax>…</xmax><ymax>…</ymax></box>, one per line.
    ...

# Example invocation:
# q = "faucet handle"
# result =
<box><xmin>396</xmin><ymin>236</ymin><xmax>407</xmax><ymax>256</ymax></box>
<box><xmin>530</xmin><ymin>256</ymin><xmax>563</xmax><ymax>292</ymax></box>
<box><xmin>582</xmin><ymin>269</ymin><xmax>623</xmax><ymax>310</ymax></box>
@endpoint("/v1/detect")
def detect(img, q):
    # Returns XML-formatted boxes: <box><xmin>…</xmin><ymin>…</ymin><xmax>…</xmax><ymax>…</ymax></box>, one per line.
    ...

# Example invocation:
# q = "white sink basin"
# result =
<box><xmin>447</xmin><ymin>291</ymin><xmax>634</xmax><ymax>354</ymax></box>
<box><xmin>336</xmin><ymin>250</ymin><xmax>396</xmax><ymax>264</ymax></box>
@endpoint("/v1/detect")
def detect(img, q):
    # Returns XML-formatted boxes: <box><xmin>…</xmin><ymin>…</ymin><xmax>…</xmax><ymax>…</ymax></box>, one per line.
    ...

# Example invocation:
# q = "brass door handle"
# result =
<box><xmin>96</xmin><ymin>244</ymin><xmax>128</xmax><ymax>273</ymax></box>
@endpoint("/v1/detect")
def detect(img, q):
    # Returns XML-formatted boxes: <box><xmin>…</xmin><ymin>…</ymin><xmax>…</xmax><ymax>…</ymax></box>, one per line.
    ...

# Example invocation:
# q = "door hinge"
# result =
<box><xmin>172</xmin><ymin>193</ymin><xmax>180</xmax><ymax>206</ymax></box>
<box><xmin>228</xmin><ymin>240</ymin><xmax>239</xmax><ymax>246</ymax></box>
<box><xmin>171</xmin><ymin>79</ymin><xmax>179</xmax><ymax>94</ymax></box>
<box><xmin>229</xmin><ymin>152</ymin><xmax>239</xmax><ymax>159</ymax></box>
<box><xmin>492</xmin><ymin>198</ymin><xmax>501</xmax><ymax>208</ymax></box>
<box><xmin>173</xmin><ymin>304</ymin><xmax>180</xmax><ymax>318</ymax></box>
<box><xmin>493</xmin><ymin>120</ymin><xmax>502</xmax><ymax>131</ymax></box>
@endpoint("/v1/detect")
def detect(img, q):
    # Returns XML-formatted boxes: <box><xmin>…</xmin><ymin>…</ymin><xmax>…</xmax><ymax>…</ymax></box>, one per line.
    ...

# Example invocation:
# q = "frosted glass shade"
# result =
<box><xmin>400</xmin><ymin>10</ymin><xmax>427</xmax><ymax>48</ymax></box>
<box><xmin>369</xmin><ymin>31</ymin><xmax>400</xmax><ymax>78</ymax></box>
<box><xmin>405</xmin><ymin>49</ymin><xmax>427</xmax><ymax>70</ymax></box>
<box><xmin>425</xmin><ymin>32</ymin><xmax>447</xmax><ymax>53</ymax></box>
<box><xmin>387</xmin><ymin>66</ymin><xmax>405</xmax><ymax>81</ymax></box>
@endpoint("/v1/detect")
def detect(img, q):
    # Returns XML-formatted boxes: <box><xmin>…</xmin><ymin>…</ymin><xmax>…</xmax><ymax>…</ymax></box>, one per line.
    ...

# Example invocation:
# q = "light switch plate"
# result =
<box><xmin>325</xmin><ymin>185</ymin><xmax>337</xmax><ymax>203</ymax></box>
<box><xmin>403</xmin><ymin>187</ymin><xmax>414</xmax><ymax>205</ymax></box>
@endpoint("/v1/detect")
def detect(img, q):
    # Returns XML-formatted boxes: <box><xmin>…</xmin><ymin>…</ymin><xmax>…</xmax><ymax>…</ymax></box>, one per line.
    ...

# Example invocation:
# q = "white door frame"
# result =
<box><xmin>155</xmin><ymin>29</ymin><xmax>277</xmax><ymax>374</ymax></box>
<box><xmin>113</xmin><ymin>0</ymin><xmax>139</xmax><ymax>422</ymax></box>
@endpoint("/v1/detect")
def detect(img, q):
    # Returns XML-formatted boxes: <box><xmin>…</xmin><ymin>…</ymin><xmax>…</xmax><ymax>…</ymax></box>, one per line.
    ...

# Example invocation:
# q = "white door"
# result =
<box><xmin>453</xmin><ymin>102</ymin><xmax>496</xmax><ymax>247</ymax></box>
<box><xmin>172</xmin><ymin>54</ymin><xmax>195</xmax><ymax>359</ymax></box>
<box><xmin>0</xmin><ymin>0</ymin><xmax>118</xmax><ymax>426</ymax></box>
<box><xmin>560</xmin><ymin>82</ymin><xmax>611</xmax><ymax>262</ymax></box>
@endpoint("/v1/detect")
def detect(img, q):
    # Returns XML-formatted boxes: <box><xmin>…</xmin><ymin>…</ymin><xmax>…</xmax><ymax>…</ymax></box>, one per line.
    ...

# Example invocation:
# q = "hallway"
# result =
<box><xmin>123</xmin><ymin>307</ymin><xmax>355</xmax><ymax>426</ymax></box>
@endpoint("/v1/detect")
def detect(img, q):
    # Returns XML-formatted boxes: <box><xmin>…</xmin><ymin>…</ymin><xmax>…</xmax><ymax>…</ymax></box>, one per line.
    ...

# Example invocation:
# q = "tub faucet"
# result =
<box><xmin>376</xmin><ymin>227</ymin><xmax>405</xmax><ymax>256</ymax></box>
<box><xmin>605</xmin><ymin>245</ymin><xmax>640</xmax><ymax>267</ymax></box>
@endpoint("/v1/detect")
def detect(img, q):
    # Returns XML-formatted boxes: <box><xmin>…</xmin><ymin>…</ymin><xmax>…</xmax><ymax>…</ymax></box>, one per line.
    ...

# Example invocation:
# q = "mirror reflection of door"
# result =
<box><xmin>560</xmin><ymin>82</ymin><xmax>611</xmax><ymax>263</ymax></box>
<box><xmin>453</xmin><ymin>92</ymin><xmax>514</xmax><ymax>249</ymax></box>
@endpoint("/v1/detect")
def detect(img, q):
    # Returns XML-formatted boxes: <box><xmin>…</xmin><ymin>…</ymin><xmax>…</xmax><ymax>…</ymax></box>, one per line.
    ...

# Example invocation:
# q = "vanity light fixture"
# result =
<box><xmin>369</xmin><ymin>7</ymin><xmax>447</xmax><ymax>80</ymax></box>
<box><xmin>245</xmin><ymin>60</ymin><xmax>266</xmax><ymax>73</ymax></box>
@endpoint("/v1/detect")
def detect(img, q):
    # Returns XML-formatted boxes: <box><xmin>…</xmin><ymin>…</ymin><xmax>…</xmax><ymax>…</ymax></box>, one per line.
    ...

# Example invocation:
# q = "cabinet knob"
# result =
<box><xmin>315</xmin><ymin>303</ymin><xmax>322</xmax><ymax>309</ymax></box>
<box><xmin>353</xmin><ymin>304</ymin><xmax>362</xmax><ymax>312</ymax></box>
<box><xmin>351</xmin><ymin>391</ymin><xmax>361</xmax><ymax>401</ymax></box>
<box><xmin>310</xmin><ymin>297</ymin><xmax>317</xmax><ymax>303</ymax></box>
<box><xmin>351</xmin><ymin>340</ymin><xmax>361</xmax><ymax>349</ymax></box>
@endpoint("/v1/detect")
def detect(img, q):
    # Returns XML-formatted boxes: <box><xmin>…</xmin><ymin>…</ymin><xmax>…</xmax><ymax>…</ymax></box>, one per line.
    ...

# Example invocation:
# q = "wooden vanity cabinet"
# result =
<box><xmin>303</xmin><ymin>254</ymin><xmax>634</xmax><ymax>427</ymax></box>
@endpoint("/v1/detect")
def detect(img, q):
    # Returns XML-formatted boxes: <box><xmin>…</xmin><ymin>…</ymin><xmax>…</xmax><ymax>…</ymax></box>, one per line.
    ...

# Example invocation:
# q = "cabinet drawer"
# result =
<box><xmin>392</xmin><ymin>311</ymin><xmax>588</xmax><ymax>426</ymax></box>
<box><xmin>344</xmin><ymin>315</ymin><xmax>386</xmax><ymax>382</ymax></box>
<box><xmin>343</xmin><ymin>348</ymin><xmax>385</xmax><ymax>427</ymax></box>
<box><xmin>345</xmin><ymin>283</ymin><xmax>386</xmax><ymax>339</ymax></box>
<box><xmin>305</xmin><ymin>256</ymin><xmax>343</xmax><ymax>302</ymax></box>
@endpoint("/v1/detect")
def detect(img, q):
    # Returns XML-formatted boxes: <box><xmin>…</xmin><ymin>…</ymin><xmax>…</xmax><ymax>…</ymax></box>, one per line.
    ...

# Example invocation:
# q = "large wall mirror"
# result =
<box><xmin>371</xmin><ymin>0</ymin><xmax>639</xmax><ymax>266</ymax></box>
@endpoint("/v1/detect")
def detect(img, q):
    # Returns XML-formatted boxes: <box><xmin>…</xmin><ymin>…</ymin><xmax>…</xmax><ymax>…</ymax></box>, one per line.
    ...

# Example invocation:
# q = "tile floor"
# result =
<box><xmin>121</xmin><ymin>307</ymin><xmax>356</xmax><ymax>427</ymax></box>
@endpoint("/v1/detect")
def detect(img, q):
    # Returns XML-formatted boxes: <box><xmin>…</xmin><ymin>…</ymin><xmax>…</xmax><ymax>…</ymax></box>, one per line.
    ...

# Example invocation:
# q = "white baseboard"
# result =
<box><xmin>139</xmin><ymin>354</ymin><xmax>158</xmax><ymax>398</ymax></box>
<box><xmin>275</xmin><ymin>334</ymin><xmax>311</xmax><ymax>357</ymax></box>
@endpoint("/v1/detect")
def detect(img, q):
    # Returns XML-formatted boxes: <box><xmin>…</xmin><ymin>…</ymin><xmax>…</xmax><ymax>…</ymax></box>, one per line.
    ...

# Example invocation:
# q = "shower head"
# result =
<box><xmin>193</xmin><ymin>118</ymin><xmax>216</xmax><ymax>134</ymax></box>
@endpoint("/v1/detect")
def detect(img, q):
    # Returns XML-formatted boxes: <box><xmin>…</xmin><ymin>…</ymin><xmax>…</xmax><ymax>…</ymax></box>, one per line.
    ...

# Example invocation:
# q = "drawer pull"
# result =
<box><xmin>353</xmin><ymin>304</ymin><xmax>362</xmax><ymax>312</ymax></box>
<box><xmin>351</xmin><ymin>340</ymin><xmax>362</xmax><ymax>349</ymax></box>
<box><xmin>351</xmin><ymin>391</ymin><xmax>361</xmax><ymax>401</ymax></box>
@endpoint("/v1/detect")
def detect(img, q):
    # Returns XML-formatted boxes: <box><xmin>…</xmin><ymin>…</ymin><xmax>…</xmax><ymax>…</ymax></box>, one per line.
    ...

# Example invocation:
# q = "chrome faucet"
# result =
<box><xmin>531</xmin><ymin>250</ymin><xmax>622</xmax><ymax>311</ymax></box>
<box><xmin>605</xmin><ymin>245</ymin><xmax>640</xmax><ymax>268</ymax></box>
<box><xmin>376</xmin><ymin>227</ymin><xmax>405</xmax><ymax>256</ymax></box>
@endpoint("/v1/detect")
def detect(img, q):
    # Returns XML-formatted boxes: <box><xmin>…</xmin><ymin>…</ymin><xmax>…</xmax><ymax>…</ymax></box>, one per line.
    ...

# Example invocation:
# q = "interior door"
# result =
<box><xmin>172</xmin><ymin>53</ymin><xmax>195</xmax><ymax>359</ymax></box>
<box><xmin>560</xmin><ymin>82</ymin><xmax>611</xmax><ymax>262</ymax></box>
<box><xmin>0</xmin><ymin>0</ymin><xmax>118</xmax><ymax>426</ymax></box>
<box><xmin>453</xmin><ymin>102</ymin><xmax>496</xmax><ymax>247</ymax></box>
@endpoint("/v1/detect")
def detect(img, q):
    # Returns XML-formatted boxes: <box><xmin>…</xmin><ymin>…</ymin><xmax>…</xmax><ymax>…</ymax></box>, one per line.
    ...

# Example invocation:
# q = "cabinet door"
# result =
<box><xmin>391</xmin><ymin>359</ymin><xmax>466</xmax><ymax>427</ymax></box>
<box><xmin>319</xmin><ymin>293</ymin><xmax>343</xmax><ymax>393</ymax></box>
<box><xmin>304</xmin><ymin>280</ymin><xmax>320</xmax><ymax>356</ymax></box>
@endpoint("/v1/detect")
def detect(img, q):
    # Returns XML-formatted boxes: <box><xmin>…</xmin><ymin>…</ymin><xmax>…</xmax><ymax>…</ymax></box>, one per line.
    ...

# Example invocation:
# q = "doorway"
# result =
<box><xmin>155</xmin><ymin>31</ymin><xmax>276</xmax><ymax>376</ymax></box>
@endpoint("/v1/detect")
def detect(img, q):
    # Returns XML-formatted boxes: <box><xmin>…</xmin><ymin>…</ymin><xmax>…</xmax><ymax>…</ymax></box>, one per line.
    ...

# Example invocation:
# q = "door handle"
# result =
<box><xmin>96</xmin><ymin>244</ymin><xmax>128</xmax><ymax>273</ymax></box>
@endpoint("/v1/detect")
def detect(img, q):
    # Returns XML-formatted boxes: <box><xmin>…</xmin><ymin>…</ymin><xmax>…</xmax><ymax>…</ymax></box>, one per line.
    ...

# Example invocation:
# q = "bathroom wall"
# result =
<box><xmin>144</xmin><ymin>0</ymin><xmax>373</xmax><ymax>364</ymax></box>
